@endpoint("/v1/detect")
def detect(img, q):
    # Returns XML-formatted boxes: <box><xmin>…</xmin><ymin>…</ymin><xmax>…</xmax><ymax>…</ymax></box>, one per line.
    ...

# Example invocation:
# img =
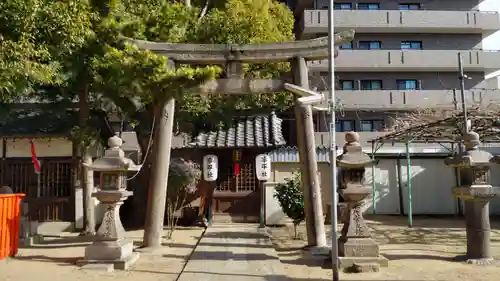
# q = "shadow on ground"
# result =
<box><xmin>267</xmin><ymin>215</ymin><xmax>500</xmax><ymax>270</ymax></box>
<box><xmin>163</xmin><ymin>251</ymin><xmax>276</xmax><ymax>261</ymax></box>
<box><xmin>21</xmin><ymin>235</ymin><xmax>94</xmax><ymax>249</ymax></box>
<box><xmin>12</xmin><ymin>255</ymin><xmax>79</xmax><ymax>266</ymax></box>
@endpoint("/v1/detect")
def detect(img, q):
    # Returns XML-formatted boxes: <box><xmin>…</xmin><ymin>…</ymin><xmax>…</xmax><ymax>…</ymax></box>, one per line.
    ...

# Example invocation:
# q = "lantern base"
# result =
<box><xmin>77</xmin><ymin>239</ymin><xmax>139</xmax><ymax>271</ymax></box>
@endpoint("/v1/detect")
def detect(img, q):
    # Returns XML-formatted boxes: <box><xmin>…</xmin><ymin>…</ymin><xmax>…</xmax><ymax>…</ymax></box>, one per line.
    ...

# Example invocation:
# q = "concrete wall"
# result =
<box><xmin>269</xmin><ymin>163</ymin><xmax>333</xmax><ymax>220</ymax></box>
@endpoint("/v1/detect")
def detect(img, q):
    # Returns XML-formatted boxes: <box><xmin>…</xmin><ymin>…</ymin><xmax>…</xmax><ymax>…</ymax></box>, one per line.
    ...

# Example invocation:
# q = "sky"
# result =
<box><xmin>481</xmin><ymin>0</ymin><xmax>500</xmax><ymax>50</ymax></box>
<box><xmin>480</xmin><ymin>0</ymin><xmax>500</xmax><ymax>80</ymax></box>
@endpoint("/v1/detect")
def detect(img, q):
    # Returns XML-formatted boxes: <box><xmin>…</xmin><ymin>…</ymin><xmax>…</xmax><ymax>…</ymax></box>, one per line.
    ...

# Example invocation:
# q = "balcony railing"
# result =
<box><xmin>317</xmin><ymin>89</ymin><xmax>500</xmax><ymax>110</ymax></box>
<box><xmin>308</xmin><ymin>50</ymin><xmax>500</xmax><ymax>71</ymax></box>
<box><xmin>302</xmin><ymin>10</ymin><xmax>500</xmax><ymax>34</ymax></box>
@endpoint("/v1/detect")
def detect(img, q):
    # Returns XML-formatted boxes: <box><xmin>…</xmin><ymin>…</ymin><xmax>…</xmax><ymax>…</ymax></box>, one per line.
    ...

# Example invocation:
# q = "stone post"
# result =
<box><xmin>142</xmin><ymin>59</ymin><xmax>176</xmax><ymax>250</ymax></box>
<box><xmin>336</xmin><ymin>132</ymin><xmax>388</xmax><ymax>272</ymax></box>
<box><xmin>446</xmin><ymin>131</ymin><xmax>500</xmax><ymax>264</ymax></box>
<box><xmin>291</xmin><ymin>56</ymin><xmax>316</xmax><ymax>246</ymax></box>
<box><xmin>77</xmin><ymin>136</ymin><xmax>142</xmax><ymax>271</ymax></box>
<box><xmin>291</xmin><ymin>56</ymin><xmax>327</xmax><ymax>247</ymax></box>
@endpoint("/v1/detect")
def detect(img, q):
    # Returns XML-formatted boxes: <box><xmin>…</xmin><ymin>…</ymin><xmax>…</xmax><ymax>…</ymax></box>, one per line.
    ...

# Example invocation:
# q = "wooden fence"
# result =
<box><xmin>0</xmin><ymin>158</ymin><xmax>77</xmax><ymax>222</ymax></box>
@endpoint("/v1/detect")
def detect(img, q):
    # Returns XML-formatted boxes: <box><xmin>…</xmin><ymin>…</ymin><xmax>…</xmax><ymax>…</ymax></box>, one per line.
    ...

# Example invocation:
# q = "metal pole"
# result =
<box><xmin>260</xmin><ymin>180</ymin><xmax>265</xmax><ymax>228</ymax></box>
<box><xmin>458</xmin><ymin>53</ymin><xmax>468</xmax><ymax>133</ymax></box>
<box><xmin>405</xmin><ymin>142</ymin><xmax>412</xmax><ymax>228</ymax></box>
<box><xmin>327</xmin><ymin>1</ymin><xmax>339</xmax><ymax>280</ymax></box>
<box><xmin>36</xmin><ymin>161</ymin><xmax>42</xmax><ymax>198</ymax></box>
<box><xmin>371</xmin><ymin>141</ymin><xmax>376</xmax><ymax>215</ymax></box>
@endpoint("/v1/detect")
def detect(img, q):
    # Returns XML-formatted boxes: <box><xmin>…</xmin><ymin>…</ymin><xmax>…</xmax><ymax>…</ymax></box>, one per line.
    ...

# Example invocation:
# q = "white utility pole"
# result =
<box><xmin>327</xmin><ymin>1</ymin><xmax>339</xmax><ymax>281</ymax></box>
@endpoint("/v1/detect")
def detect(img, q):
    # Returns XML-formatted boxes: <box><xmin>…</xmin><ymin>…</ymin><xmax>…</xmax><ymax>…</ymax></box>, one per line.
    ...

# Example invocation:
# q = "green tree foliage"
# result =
<box><xmin>183</xmin><ymin>0</ymin><xmax>296</xmax><ymax>130</ymax></box>
<box><xmin>115</xmin><ymin>0</ymin><xmax>296</xmax><ymax>133</ymax></box>
<box><xmin>1</xmin><ymin>0</ymin><xmax>295</xmax><ymax>135</ymax></box>
<box><xmin>0</xmin><ymin>0</ymin><xmax>93</xmax><ymax>101</ymax></box>
<box><xmin>274</xmin><ymin>172</ymin><xmax>305</xmax><ymax>239</ymax></box>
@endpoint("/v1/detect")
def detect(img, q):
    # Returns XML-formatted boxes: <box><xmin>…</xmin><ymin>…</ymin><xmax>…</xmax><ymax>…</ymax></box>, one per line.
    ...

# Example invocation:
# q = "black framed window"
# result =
<box><xmin>360</xmin><ymin>120</ymin><xmax>384</xmax><ymax>132</ymax></box>
<box><xmin>359</xmin><ymin>41</ymin><xmax>382</xmax><ymax>50</ymax></box>
<box><xmin>360</xmin><ymin>80</ymin><xmax>382</xmax><ymax>90</ymax></box>
<box><xmin>399</xmin><ymin>3</ymin><xmax>421</xmax><ymax>10</ymax></box>
<box><xmin>340</xmin><ymin>80</ymin><xmax>355</xmax><ymax>90</ymax></box>
<box><xmin>397</xmin><ymin>79</ymin><xmax>420</xmax><ymax>90</ymax></box>
<box><xmin>336</xmin><ymin>120</ymin><xmax>355</xmax><ymax>132</ymax></box>
<box><xmin>358</xmin><ymin>3</ymin><xmax>380</xmax><ymax>10</ymax></box>
<box><xmin>334</xmin><ymin>3</ymin><xmax>353</xmax><ymax>10</ymax></box>
<box><xmin>340</xmin><ymin>41</ymin><xmax>353</xmax><ymax>49</ymax></box>
<box><xmin>401</xmin><ymin>41</ymin><xmax>423</xmax><ymax>50</ymax></box>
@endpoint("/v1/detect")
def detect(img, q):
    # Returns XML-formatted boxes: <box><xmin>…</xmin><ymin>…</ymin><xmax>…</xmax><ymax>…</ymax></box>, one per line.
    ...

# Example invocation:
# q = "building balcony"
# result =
<box><xmin>315</xmin><ymin>132</ymin><xmax>387</xmax><ymax>148</ymax></box>
<box><xmin>308</xmin><ymin>50</ymin><xmax>500</xmax><ymax>72</ymax></box>
<box><xmin>319</xmin><ymin>89</ymin><xmax>500</xmax><ymax>111</ymax></box>
<box><xmin>302</xmin><ymin>10</ymin><xmax>500</xmax><ymax>35</ymax></box>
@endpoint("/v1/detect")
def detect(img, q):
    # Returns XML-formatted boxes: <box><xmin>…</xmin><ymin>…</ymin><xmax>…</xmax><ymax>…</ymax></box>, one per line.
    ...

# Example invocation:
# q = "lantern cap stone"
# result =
<box><xmin>84</xmin><ymin>136</ymin><xmax>142</xmax><ymax>172</ymax></box>
<box><xmin>108</xmin><ymin>135</ymin><xmax>123</xmax><ymax>148</ymax></box>
<box><xmin>337</xmin><ymin>132</ymin><xmax>375</xmax><ymax>168</ymax></box>
<box><xmin>445</xmin><ymin>131</ymin><xmax>496</xmax><ymax>167</ymax></box>
<box><xmin>345</xmin><ymin>131</ymin><xmax>360</xmax><ymax>143</ymax></box>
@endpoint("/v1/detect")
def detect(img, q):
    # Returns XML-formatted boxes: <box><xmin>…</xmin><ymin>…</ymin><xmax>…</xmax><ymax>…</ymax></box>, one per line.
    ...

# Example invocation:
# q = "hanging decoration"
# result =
<box><xmin>30</xmin><ymin>139</ymin><xmax>41</xmax><ymax>174</ymax></box>
<box><xmin>233</xmin><ymin>150</ymin><xmax>242</xmax><ymax>176</ymax></box>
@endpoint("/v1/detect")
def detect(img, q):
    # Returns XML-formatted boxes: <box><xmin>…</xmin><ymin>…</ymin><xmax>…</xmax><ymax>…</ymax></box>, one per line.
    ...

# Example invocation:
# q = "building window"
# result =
<box><xmin>359</xmin><ymin>41</ymin><xmax>381</xmax><ymax>50</ymax></box>
<box><xmin>336</xmin><ymin>120</ymin><xmax>355</xmax><ymax>132</ymax></box>
<box><xmin>340</xmin><ymin>80</ymin><xmax>355</xmax><ymax>90</ymax></box>
<box><xmin>397</xmin><ymin>79</ymin><xmax>420</xmax><ymax>90</ymax></box>
<box><xmin>314</xmin><ymin>0</ymin><xmax>329</xmax><ymax>9</ymax></box>
<box><xmin>358</xmin><ymin>3</ymin><xmax>380</xmax><ymax>10</ymax></box>
<box><xmin>334</xmin><ymin>3</ymin><xmax>353</xmax><ymax>10</ymax></box>
<box><xmin>401</xmin><ymin>41</ymin><xmax>423</xmax><ymax>50</ymax></box>
<box><xmin>360</xmin><ymin>80</ymin><xmax>382</xmax><ymax>90</ymax></box>
<box><xmin>399</xmin><ymin>3</ymin><xmax>421</xmax><ymax>10</ymax></box>
<box><xmin>360</xmin><ymin>120</ymin><xmax>384</xmax><ymax>132</ymax></box>
<box><xmin>340</xmin><ymin>41</ymin><xmax>353</xmax><ymax>49</ymax></box>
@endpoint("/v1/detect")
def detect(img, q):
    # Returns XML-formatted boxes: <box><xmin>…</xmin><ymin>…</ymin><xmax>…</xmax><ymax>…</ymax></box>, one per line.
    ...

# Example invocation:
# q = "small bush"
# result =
<box><xmin>166</xmin><ymin>158</ymin><xmax>201</xmax><ymax>239</ymax></box>
<box><xmin>273</xmin><ymin>171</ymin><xmax>304</xmax><ymax>239</ymax></box>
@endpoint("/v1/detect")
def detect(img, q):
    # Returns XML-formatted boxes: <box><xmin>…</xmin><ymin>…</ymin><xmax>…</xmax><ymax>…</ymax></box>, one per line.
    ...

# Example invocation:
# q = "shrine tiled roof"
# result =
<box><xmin>189</xmin><ymin>112</ymin><xmax>286</xmax><ymax>148</ymax></box>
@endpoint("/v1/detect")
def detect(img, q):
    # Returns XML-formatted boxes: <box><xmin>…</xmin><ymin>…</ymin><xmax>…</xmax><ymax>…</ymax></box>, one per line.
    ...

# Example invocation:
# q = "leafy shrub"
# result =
<box><xmin>273</xmin><ymin>171</ymin><xmax>304</xmax><ymax>238</ymax></box>
<box><xmin>166</xmin><ymin>158</ymin><xmax>201</xmax><ymax>239</ymax></box>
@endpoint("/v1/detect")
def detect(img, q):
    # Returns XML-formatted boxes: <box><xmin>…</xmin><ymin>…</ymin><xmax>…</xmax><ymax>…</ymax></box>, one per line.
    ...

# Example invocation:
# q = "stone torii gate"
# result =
<box><xmin>130</xmin><ymin>31</ymin><xmax>354</xmax><ymax>250</ymax></box>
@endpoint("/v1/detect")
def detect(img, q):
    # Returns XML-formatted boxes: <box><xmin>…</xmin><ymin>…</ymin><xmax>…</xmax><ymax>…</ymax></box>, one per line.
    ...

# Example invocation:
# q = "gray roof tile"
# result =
<box><xmin>190</xmin><ymin>112</ymin><xmax>286</xmax><ymax>148</ymax></box>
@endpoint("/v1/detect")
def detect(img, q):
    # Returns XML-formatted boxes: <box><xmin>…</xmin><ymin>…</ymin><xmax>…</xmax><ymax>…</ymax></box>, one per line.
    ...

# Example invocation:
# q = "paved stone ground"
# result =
<box><xmin>177</xmin><ymin>224</ymin><xmax>289</xmax><ymax>281</ymax></box>
<box><xmin>0</xmin><ymin>227</ymin><xmax>204</xmax><ymax>281</ymax></box>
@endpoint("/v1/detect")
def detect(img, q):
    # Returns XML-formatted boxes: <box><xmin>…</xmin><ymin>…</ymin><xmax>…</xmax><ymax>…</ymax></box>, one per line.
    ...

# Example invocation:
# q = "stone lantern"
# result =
<box><xmin>336</xmin><ymin>132</ymin><xmax>387</xmax><ymax>272</ymax></box>
<box><xmin>445</xmin><ymin>131</ymin><xmax>500</xmax><ymax>264</ymax></box>
<box><xmin>77</xmin><ymin>136</ymin><xmax>142</xmax><ymax>270</ymax></box>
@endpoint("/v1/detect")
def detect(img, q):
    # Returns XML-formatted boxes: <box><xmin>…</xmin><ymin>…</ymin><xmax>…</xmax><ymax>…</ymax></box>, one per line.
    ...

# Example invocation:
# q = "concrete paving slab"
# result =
<box><xmin>177</xmin><ymin>224</ymin><xmax>289</xmax><ymax>281</ymax></box>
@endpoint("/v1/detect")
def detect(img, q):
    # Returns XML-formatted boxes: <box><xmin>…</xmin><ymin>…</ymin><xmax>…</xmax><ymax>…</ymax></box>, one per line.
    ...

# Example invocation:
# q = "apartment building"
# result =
<box><xmin>285</xmin><ymin>0</ymin><xmax>500</xmax><ymax>142</ymax></box>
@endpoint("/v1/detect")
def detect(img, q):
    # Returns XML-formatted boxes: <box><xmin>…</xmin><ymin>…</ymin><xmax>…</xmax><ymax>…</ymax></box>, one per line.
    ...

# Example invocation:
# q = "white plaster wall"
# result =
<box><xmin>265</xmin><ymin>182</ymin><xmax>291</xmax><ymax>225</ymax></box>
<box><xmin>5</xmin><ymin>137</ymin><xmax>72</xmax><ymax>158</ymax></box>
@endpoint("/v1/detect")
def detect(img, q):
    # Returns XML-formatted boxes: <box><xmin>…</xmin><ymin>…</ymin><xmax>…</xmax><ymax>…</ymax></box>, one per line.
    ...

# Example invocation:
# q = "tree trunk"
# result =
<box><xmin>79</xmin><ymin>83</ymin><xmax>96</xmax><ymax>236</ymax></box>
<box><xmin>127</xmin><ymin>109</ymin><xmax>156</xmax><ymax>228</ymax></box>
